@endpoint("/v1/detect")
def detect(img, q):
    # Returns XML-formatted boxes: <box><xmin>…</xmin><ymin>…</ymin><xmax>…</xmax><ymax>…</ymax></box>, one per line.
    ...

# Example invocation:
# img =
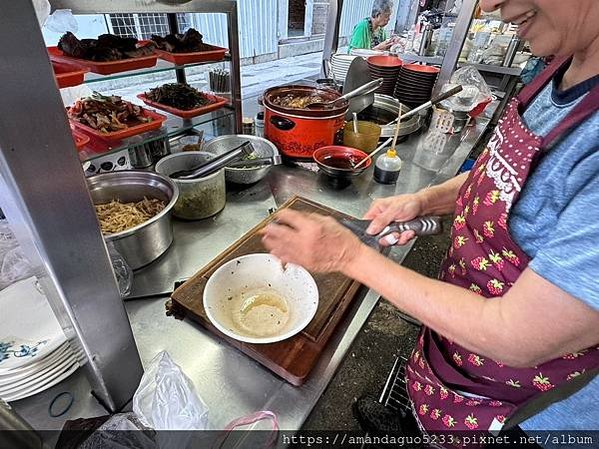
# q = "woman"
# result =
<box><xmin>263</xmin><ymin>0</ymin><xmax>599</xmax><ymax>442</ymax></box>
<box><xmin>348</xmin><ymin>0</ymin><xmax>396</xmax><ymax>53</ymax></box>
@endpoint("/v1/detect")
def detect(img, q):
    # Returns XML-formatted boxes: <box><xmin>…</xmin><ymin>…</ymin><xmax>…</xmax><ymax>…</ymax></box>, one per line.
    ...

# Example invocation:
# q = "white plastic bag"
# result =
<box><xmin>133</xmin><ymin>352</ymin><xmax>208</xmax><ymax>431</ymax></box>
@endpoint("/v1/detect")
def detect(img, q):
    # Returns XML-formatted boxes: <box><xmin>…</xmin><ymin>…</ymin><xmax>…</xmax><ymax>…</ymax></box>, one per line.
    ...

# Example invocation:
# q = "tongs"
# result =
<box><xmin>169</xmin><ymin>141</ymin><xmax>255</xmax><ymax>179</ymax></box>
<box><xmin>339</xmin><ymin>216</ymin><xmax>443</xmax><ymax>250</ymax></box>
<box><xmin>227</xmin><ymin>155</ymin><xmax>283</xmax><ymax>169</ymax></box>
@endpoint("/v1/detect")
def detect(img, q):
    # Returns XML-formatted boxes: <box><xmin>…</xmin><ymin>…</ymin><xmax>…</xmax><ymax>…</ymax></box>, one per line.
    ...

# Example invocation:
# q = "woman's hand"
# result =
<box><xmin>363</xmin><ymin>193</ymin><xmax>425</xmax><ymax>246</ymax></box>
<box><xmin>261</xmin><ymin>210</ymin><xmax>364</xmax><ymax>273</ymax></box>
<box><xmin>373</xmin><ymin>39</ymin><xmax>393</xmax><ymax>51</ymax></box>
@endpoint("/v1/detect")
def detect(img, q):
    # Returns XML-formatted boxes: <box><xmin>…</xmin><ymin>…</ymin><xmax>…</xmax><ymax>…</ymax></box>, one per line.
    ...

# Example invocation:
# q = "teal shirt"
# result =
<box><xmin>348</xmin><ymin>18</ymin><xmax>388</xmax><ymax>53</ymax></box>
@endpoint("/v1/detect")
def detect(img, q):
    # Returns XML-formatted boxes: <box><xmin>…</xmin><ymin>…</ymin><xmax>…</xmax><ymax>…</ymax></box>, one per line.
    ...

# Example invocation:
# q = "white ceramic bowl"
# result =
<box><xmin>203</xmin><ymin>253</ymin><xmax>319</xmax><ymax>344</ymax></box>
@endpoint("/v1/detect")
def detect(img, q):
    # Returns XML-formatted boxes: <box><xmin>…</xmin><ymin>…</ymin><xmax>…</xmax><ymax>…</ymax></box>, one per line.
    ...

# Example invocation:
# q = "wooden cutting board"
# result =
<box><xmin>169</xmin><ymin>196</ymin><xmax>365</xmax><ymax>386</ymax></box>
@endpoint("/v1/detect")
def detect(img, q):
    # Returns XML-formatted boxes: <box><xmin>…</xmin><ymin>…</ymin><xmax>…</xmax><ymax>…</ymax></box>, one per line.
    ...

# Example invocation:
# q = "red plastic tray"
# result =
<box><xmin>137</xmin><ymin>92</ymin><xmax>229</xmax><ymax>119</ymax></box>
<box><xmin>68</xmin><ymin>107</ymin><xmax>167</xmax><ymax>142</ymax></box>
<box><xmin>53</xmin><ymin>61</ymin><xmax>89</xmax><ymax>88</ymax></box>
<box><xmin>48</xmin><ymin>46</ymin><xmax>158</xmax><ymax>75</ymax></box>
<box><xmin>153</xmin><ymin>45</ymin><xmax>227</xmax><ymax>65</ymax></box>
<box><xmin>71</xmin><ymin>128</ymin><xmax>90</xmax><ymax>150</ymax></box>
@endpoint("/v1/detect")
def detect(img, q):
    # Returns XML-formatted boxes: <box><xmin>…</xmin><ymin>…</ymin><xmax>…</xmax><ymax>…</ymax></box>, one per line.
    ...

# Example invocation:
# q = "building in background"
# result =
<box><xmin>43</xmin><ymin>0</ymin><xmax>402</xmax><ymax>64</ymax></box>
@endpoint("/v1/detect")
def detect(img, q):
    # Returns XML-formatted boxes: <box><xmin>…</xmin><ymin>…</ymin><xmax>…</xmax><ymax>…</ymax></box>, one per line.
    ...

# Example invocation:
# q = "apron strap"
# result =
<box><xmin>541</xmin><ymin>84</ymin><xmax>599</xmax><ymax>150</ymax></box>
<box><xmin>505</xmin><ymin>366</ymin><xmax>599</xmax><ymax>429</ymax></box>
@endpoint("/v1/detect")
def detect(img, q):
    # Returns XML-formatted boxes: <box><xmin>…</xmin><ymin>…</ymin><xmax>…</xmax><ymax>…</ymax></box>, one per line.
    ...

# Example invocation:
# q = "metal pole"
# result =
<box><xmin>433</xmin><ymin>0</ymin><xmax>477</xmax><ymax>95</ymax></box>
<box><xmin>322</xmin><ymin>0</ymin><xmax>344</xmax><ymax>77</ymax></box>
<box><xmin>0</xmin><ymin>0</ymin><xmax>143</xmax><ymax>412</ymax></box>
<box><xmin>167</xmin><ymin>13</ymin><xmax>187</xmax><ymax>84</ymax></box>
<box><xmin>227</xmin><ymin>2</ymin><xmax>243</xmax><ymax>133</ymax></box>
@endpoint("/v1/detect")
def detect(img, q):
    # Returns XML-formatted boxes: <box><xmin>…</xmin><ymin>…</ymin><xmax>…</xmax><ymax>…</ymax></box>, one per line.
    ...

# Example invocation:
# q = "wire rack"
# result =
<box><xmin>380</xmin><ymin>355</ymin><xmax>412</xmax><ymax>412</ymax></box>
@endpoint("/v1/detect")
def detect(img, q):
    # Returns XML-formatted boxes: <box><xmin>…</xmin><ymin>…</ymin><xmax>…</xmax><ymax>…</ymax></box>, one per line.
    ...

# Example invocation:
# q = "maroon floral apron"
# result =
<box><xmin>406</xmin><ymin>57</ymin><xmax>599</xmax><ymax>438</ymax></box>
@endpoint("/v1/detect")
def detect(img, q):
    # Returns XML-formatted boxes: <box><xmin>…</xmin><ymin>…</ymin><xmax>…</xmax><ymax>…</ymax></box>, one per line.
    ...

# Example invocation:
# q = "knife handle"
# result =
<box><xmin>381</xmin><ymin>216</ymin><xmax>443</xmax><ymax>238</ymax></box>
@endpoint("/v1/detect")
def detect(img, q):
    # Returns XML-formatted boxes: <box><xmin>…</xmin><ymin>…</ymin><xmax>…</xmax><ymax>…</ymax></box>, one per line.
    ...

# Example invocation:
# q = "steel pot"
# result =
<box><xmin>358</xmin><ymin>94</ymin><xmax>423</xmax><ymax>139</ymax></box>
<box><xmin>202</xmin><ymin>134</ymin><xmax>279</xmax><ymax>184</ymax></box>
<box><xmin>87</xmin><ymin>170</ymin><xmax>179</xmax><ymax>270</ymax></box>
<box><xmin>263</xmin><ymin>85</ymin><xmax>349</xmax><ymax>160</ymax></box>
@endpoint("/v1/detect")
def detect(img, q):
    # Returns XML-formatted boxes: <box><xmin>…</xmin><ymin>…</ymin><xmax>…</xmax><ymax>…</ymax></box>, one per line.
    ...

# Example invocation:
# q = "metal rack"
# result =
<box><xmin>52</xmin><ymin>0</ymin><xmax>244</xmax><ymax>166</ymax></box>
<box><xmin>322</xmin><ymin>0</ymin><xmax>522</xmax><ymax>96</ymax></box>
<box><xmin>0</xmin><ymin>0</ymin><xmax>242</xmax><ymax>422</ymax></box>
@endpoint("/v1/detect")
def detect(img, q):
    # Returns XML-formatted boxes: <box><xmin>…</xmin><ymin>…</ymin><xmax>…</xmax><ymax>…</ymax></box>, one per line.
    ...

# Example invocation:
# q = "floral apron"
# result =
<box><xmin>406</xmin><ymin>57</ymin><xmax>599</xmax><ymax>438</ymax></box>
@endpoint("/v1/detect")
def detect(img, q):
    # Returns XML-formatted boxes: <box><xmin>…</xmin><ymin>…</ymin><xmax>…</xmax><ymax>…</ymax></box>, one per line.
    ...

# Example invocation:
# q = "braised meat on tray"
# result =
<box><xmin>58</xmin><ymin>32</ymin><xmax>155</xmax><ymax>61</ymax></box>
<box><xmin>145</xmin><ymin>83</ymin><xmax>213</xmax><ymax>110</ymax></box>
<box><xmin>151</xmin><ymin>28</ymin><xmax>213</xmax><ymax>53</ymax></box>
<box><xmin>68</xmin><ymin>92</ymin><xmax>152</xmax><ymax>133</ymax></box>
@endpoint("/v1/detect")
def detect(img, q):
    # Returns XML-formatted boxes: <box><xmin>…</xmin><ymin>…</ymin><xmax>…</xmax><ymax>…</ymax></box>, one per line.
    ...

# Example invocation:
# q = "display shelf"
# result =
<box><xmin>81</xmin><ymin>55</ymin><xmax>231</xmax><ymax>84</ymax></box>
<box><xmin>77</xmin><ymin>106</ymin><xmax>235</xmax><ymax>162</ymax></box>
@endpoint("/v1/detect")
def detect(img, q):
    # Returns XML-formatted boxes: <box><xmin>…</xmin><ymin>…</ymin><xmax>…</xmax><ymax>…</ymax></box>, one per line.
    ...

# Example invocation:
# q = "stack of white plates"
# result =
<box><xmin>0</xmin><ymin>277</ymin><xmax>80</xmax><ymax>402</ymax></box>
<box><xmin>350</xmin><ymin>48</ymin><xmax>385</xmax><ymax>57</ymax></box>
<box><xmin>330</xmin><ymin>53</ymin><xmax>357</xmax><ymax>82</ymax></box>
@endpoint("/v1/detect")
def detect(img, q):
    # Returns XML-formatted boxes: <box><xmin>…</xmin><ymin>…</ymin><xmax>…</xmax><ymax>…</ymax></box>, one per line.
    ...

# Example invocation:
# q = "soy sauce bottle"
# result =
<box><xmin>374</xmin><ymin>149</ymin><xmax>402</xmax><ymax>184</ymax></box>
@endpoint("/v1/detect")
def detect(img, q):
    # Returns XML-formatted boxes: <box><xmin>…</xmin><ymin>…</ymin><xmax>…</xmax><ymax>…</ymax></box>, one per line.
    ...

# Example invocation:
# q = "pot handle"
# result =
<box><xmin>269</xmin><ymin>115</ymin><xmax>295</xmax><ymax>131</ymax></box>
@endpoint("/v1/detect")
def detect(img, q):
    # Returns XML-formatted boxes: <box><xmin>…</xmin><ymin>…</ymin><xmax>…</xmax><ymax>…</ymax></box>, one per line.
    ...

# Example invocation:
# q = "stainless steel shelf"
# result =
<box><xmin>77</xmin><ymin>107</ymin><xmax>235</xmax><ymax>163</ymax></box>
<box><xmin>82</xmin><ymin>55</ymin><xmax>232</xmax><ymax>84</ymax></box>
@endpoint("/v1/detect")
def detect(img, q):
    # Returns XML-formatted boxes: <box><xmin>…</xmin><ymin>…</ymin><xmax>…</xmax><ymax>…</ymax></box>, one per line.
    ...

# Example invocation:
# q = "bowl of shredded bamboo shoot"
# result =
<box><xmin>87</xmin><ymin>171</ymin><xmax>179</xmax><ymax>269</ymax></box>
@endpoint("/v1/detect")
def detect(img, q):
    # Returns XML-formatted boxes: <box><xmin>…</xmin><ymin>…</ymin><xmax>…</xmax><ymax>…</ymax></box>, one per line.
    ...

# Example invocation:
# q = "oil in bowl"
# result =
<box><xmin>230</xmin><ymin>288</ymin><xmax>290</xmax><ymax>338</ymax></box>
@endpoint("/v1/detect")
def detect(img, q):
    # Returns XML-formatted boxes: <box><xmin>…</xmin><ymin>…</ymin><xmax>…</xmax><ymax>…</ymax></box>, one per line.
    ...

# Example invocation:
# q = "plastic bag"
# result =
<box><xmin>32</xmin><ymin>0</ymin><xmax>51</xmax><ymax>26</ymax></box>
<box><xmin>133</xmin><ymin>352</ymin><xmax>208</xmax><ymax>431</ymax></box>
<box><xmin>133</xmin><ymin>352</ymin><xmax>208</xmax><ymax>449</ymax></box>
<box><xmin>106</xmin><ymin>243</ymin><xmax>133</xmax><ymax>298</ymax></box>
<box><xmin>78</xmin><ymin>413</ymin><xmax>157</xmax><ymax>449</ymax></box>
<box><xmin>44</xmin><ymin>9</ymin><xmax>78</xmax><ymax>33</ymax></box>
<box><xmin>0</xmin><ymin>220</ymin><xmax>36</xmax><ymax>291</ymax></box>
<box><xmin>440</xmin><ymin>66</ymin><xmax>492</xmax><ymax>112</ymax></box>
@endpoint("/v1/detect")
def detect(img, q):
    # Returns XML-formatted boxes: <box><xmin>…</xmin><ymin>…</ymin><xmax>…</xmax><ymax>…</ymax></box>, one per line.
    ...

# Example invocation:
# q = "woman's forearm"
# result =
<box><xmin>419</xmin><ymin>172</ymin><xmax>469</xmax><ymax>216</ymax></box>
<box><xmin>344</xmin><ymin>244</ymin><xmax>512</xmax><ymax>363</ymax></box>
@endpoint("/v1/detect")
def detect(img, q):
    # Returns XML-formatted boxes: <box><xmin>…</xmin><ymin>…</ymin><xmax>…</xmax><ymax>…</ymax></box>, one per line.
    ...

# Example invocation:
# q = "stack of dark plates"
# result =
<box><xmin>367</xmin><ymin>55</ymin><xmax>403</xmax><ymax>96</ymax></box>
<box><xmin>394</xmin><ymin>64</ymin><xmax>440</xmax><ymax>107</ymax></box>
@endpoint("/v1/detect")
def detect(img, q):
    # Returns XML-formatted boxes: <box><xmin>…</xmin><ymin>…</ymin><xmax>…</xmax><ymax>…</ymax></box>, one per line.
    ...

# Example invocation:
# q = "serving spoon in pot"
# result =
<box><xmin>306</xmin><ymin>78</ymin><xmax>384</xmax><ymax>110</ymax></box>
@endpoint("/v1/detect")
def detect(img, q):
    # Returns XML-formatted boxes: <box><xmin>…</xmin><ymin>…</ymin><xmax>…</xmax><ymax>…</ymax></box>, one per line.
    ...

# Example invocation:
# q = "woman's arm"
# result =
<box><xmin>344</xmin><ymin>245</ymin><xmax>599</xmax><ymax>367</ymax></box>
<box><xmin>262</xmin><ymin>209</ymin><xmax>599</xmax><ymax>368</ymax></box>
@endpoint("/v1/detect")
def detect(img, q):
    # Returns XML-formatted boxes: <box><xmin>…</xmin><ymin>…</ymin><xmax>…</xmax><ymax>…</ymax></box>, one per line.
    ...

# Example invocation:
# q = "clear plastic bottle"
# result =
<box><xmin>374</xmin><ymin>149</ymin><xmax>402</xmax><ymax>184</ymax></box>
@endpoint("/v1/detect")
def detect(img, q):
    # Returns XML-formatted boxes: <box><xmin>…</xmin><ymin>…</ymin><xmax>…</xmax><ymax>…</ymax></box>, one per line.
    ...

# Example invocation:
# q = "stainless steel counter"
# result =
<box><xmin>13</xmin><ymin>103</ymin><xmax>496</xmax><ymax>437</ymax></box>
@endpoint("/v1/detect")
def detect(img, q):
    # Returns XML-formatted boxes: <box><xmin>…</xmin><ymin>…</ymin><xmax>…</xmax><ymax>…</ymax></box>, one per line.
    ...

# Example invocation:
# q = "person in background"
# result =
<box><xmin>348</xmin><ymin>0</ymin><xmax>397</xmax><ymax>53</ymax></box>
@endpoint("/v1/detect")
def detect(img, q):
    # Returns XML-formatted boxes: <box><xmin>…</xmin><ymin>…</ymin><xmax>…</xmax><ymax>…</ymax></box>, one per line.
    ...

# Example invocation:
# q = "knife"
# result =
<box><xmin>339</xmin><ymin>216</ymin><xmax>443</xmax><ymax>249</ymax></box>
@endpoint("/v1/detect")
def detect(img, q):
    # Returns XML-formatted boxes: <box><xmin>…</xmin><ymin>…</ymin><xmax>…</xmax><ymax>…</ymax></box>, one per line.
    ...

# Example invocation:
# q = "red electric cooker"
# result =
<box><xmin>263</xmin><ymin>85</ymin><xmax>349</xmax><ymax>160</ymax></box>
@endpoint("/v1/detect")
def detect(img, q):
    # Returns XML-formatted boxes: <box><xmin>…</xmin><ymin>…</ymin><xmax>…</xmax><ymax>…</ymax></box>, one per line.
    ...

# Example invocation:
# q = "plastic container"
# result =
<box><xmin>71</xmin><ymin>128</ymin><xmax>90</xmax><ymax>151</ymax></box>
<box><xmin>255</xmin><ymin>112</ymin><xmax>265</xmax><ymax>138</ymax></box>
<box><xmin>68</xmin><ymin>108</ymin><xmax>167</xmax><ymax>142</ymax></box>
<box><xmin>52</xmin><ymin>61</ymin><xmax>88</xmax><ymax>89</ymax></box>
<box><xmin>155</xmin><ymin>152</ymin><xmax>226</xmax><ymax>220</ymax></box>
<box><xmin>343</xmin><ymin>121</ymin><xmax>382</xmax><ymax>154</ymax></box>
<box><xmin>137</xmin><ymin>92</ymin><xmax>228</xmax><ymax>119</ymax></box>
<box><xmin>48</xmin><ymin>46</ymin><xmax>158</xmax><ymax>75</ymax></box>
<box><xmin>374</xmin><ymin>149</ymin><xmax>402</xmax><ymax>184</ymax></box>
<box><xmin>153</xmin><ymin>45</ymin><xmax>227</xmax><ymax>65</ymax></box>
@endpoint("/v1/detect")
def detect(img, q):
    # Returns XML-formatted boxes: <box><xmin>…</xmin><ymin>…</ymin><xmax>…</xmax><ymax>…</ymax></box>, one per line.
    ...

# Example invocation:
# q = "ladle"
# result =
<box><xmin>307</xmin><ymin>78</ymin><xmax>384</xmax><ymax>110</ymax></box>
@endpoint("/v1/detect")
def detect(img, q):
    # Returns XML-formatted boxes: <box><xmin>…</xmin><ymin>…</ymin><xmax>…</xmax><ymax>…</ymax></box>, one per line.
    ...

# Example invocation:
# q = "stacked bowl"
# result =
<box><xmin>367</xmin><ymin>56</ymin><xmax>403</xmax><ymax>97</ymax></box>
<box><xmin>394</xmin><ymin>64</ymin><xmax>440</xmax><ymax>107</ymax></box>
<box><xmin>0</xmin><ymin>277</ymin><xmax>80</xmax><ymax>402</ymax></box>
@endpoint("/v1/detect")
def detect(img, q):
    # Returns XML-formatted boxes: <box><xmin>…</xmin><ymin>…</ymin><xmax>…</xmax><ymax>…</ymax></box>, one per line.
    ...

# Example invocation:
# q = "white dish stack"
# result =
<box><xmin>0</xmin><ymin>277</ymin><xmax>80</xmax><ymax>402</ymax></box>
<box><xmin>329</xmin><ymin>53</ymin><xmax>358</xmax><ymax>82</ymax></box>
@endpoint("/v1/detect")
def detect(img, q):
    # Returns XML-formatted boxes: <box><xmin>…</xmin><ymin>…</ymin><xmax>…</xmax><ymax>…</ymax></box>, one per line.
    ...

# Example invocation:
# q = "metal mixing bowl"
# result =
<box><xmin>87</xmin><ymin>170</ymin><xmax>179</xmax><ymax>270</ymax></box>
<box><xmin>202</xmin><ymin>134</ymin><xmax>279</xmax><ymax>184</ymax></box>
